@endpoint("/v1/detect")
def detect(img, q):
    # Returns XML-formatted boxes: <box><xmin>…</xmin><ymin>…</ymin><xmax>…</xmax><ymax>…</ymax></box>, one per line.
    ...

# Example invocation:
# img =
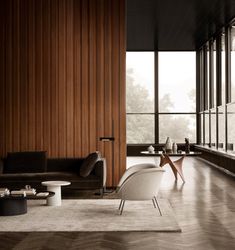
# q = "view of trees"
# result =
<box><xmin>126</xmin><ymin>68</ymin><xmax>154</xmax><ymax>143</ymax></box>
<box><xmin>126</xmin><ymin>68</ymin><xmax>196</xmax><ymax>144</ymax></box>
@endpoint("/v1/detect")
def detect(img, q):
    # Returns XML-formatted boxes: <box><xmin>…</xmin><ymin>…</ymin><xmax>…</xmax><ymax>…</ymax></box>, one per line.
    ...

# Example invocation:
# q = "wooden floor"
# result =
<box><xmin>0</xmin><ymin>157</ymin><xmax>235</xmax><ymax>250</ymax></box>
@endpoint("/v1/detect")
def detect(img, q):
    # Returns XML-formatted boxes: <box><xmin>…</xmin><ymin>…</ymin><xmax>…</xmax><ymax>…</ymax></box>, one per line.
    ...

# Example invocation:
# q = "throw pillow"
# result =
<box><xmin>79</xmin><ymin>151</ymin><xmax>101</xmax><ymax>177</ymax></box>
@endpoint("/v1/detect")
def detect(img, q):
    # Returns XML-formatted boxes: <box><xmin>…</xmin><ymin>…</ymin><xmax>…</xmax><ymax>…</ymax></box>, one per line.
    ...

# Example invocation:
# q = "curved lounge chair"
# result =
<box><xmin>116</xmin><ymin>166</ymin><xmax>165</xmax><ymax>215</ymax></box>
<box><xmin>117</xmin><ymin>163</ymin><xmax>157</xmax><ymax>189</ymax></box>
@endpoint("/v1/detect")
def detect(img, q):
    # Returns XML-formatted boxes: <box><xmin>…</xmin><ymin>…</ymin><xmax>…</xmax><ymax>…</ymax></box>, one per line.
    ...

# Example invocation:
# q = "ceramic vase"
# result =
<box><xmin>165</xmin><ymin>137</ymin><xmax>172</xmax><ymax>153</ymax></box>
<box><xmin>172</xmin><ymin>142</ymin><xmax>177</xmax><ymax>153</ymax></box>
<box><xmin>148</xmin><ymin>145</ymin><xmax>154</xmax><ymax>153</ymax></box>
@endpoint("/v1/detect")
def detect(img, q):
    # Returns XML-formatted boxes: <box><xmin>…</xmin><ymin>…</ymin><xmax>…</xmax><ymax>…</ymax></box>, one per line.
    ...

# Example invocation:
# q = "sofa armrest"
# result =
<box><xmin>93</xmin><ymin>158</ymin><xmax>106</xmax><ymax>188</ymax></box>
<box><xmin>0</xmin><ymin>159</ymin><xmax>4</xmax><ymax>175</ymax></box>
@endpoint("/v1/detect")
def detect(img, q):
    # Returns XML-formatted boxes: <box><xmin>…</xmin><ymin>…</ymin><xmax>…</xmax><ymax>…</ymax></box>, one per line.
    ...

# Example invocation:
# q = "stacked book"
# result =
<box><xmin>0</xmin><ymin>188</ymin><xmax>10</xmax><ymax>197</ymax></box>
<box><xmin>11</xmin><ymin>188</ymin><xmax>36</xmax><ymax>196</ymax></box>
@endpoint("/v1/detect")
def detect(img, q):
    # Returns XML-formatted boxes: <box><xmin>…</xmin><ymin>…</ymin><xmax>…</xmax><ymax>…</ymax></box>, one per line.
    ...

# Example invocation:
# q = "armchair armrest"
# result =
<box><xmin>117</xmin><ymin>163</ymin><xmax>157</xmax><ymax>188</ymax></box>
<box><xmin>93</xmin><ymin>158</ymin><xmax>107</xmax><ymax>188</ymax></box>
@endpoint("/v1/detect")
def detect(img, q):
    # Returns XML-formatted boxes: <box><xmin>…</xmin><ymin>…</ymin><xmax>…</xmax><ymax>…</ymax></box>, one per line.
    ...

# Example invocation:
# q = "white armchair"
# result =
<box><xmin>116</xmin><ymin>165</ymin><xmax>165</xmax><ymax>215</ymax></box>
<box><xmin>117</xmin><ymin>163</ymin><xmax>157</xmax><ymax>189</ymax></box>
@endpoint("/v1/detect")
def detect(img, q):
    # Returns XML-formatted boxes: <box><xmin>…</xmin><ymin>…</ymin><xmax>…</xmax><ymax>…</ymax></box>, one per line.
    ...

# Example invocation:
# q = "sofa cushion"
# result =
<box><xmin>4</xmin><ymin>151</ymin><xmax>47</xmax><ymax>174</ymax></box>
<box><xmin>0</xmin><ymin>172</ymin><xmax>101</xmax><ymax>190</ymax></box>
<box><xmin>47</xmin><ymin>158</ymin><xmax>84</xmax><ymax>172</ymax></box>
<box><xmin>79</xmin><ymin>152</ymin><xmax>100</xmax><ymax>177</ymax></box>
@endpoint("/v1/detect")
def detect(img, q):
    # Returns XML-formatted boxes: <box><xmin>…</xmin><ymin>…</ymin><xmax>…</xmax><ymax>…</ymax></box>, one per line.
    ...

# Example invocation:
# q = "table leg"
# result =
<box><xmin>160</xmin><ymin>154</ymin><xmax>185</xmax><ymax>183</ymax></box>
<box><xmin>173</xmin><ymin>156</ymin><xmax>185</xmax><ymax>183</ymax></box>
<box><xmin>46</xmin><ymin>186</ymin><xmax>61</xmax><ymax>206</ymax></box>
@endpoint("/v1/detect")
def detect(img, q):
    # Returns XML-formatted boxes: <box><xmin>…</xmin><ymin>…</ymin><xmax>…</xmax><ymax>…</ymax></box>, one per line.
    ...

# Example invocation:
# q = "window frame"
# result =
<box><xmin>126</xmin><ymin>51</ymin><xmax>197</xmax><ymax>146</ymax></box>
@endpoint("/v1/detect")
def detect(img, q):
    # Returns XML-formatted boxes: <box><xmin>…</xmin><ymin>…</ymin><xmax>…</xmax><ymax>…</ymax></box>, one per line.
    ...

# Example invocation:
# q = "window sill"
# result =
<box><xmin>195</xmin><ymin>145</ymin><xmax>235</xmax><ymax>160</ymax></box>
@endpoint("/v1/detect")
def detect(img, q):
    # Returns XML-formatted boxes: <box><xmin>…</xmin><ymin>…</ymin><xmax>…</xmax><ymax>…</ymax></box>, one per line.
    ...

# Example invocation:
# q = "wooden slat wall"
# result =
<box><xmin>0</xmin><ymin>0</ymin><xmax>126</xmax><ymax>187</ymax></box>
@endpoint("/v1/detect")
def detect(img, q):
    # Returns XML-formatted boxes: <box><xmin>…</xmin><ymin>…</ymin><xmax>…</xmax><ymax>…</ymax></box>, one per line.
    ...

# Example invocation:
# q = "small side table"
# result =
<box><xmin>41</xmin><ymin>181</ymin><xmax>71</xmax><ymax>206</ymax></box>
<box><xmin>141</xmin><ymin>151</ymin><xmax>201</xmax><ymax>183</ymax></box>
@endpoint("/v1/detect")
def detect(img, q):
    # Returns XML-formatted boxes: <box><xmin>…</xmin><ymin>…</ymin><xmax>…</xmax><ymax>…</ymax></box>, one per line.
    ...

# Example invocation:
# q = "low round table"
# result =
<box><xmin>41</xmin><ymin>181</ymin><xmax>71</xmax><ymax>206</ymax></box>
<box><xmin>0</xmin><ymin>196</ymin><xmax>27</xmax><ymax>216</ymax></box>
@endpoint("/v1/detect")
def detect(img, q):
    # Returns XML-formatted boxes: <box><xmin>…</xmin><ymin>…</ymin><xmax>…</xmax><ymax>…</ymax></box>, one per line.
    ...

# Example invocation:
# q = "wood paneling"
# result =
<box><xmin>0</xmin><ymin>0</ymin><xmax>126</xmax><ymax>186</ymax></box>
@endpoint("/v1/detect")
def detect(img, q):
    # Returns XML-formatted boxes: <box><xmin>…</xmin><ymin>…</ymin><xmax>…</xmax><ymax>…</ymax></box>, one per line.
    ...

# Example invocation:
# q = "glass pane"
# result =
<box><xmin>211</xmin><ymin>109</ymin><xmax>216</xmax><ymax>148</ymax></box>
<box><xmin>218</xmin><ymin>106</ymin><xmax>225</xmax><ymax>150</ymax></box>
<box><xmin>159</xmin><ymin>52</ymin><xmax>196</xmax><ymax>112</ymax></box>
<box><xmin>126</xmin><ymin>52</ymin><xmax>154</xmax><ymax>113</ymax></box>
<box><xmin>206</xmin><ymin>45</ymin><xmax>210</xmax><ymax>109</ymax></box>
<box><xmin>213</xmin><ymin>40</ymin><xmax>216</xmax><ymax>107</ymax></box>
<box><xmin>221</xmin><ymin>34</ymin><xmax>226</xmax><ymax>105</ymax></box>
<box><xmin>205</xmin><ymin>111</ymin><xmax>210</xmax><ymax>145</ymax></box>
<box><xmin>200</xmin><ymin>113</ymin><xmax>204</xmax><ymax>144</ymax></box>
<box><xmin>227</xmin><ymin>104</ymin><xmax>235</xmax><ymax>153</ymax></box>
<box><xmin>127</xmin><ymin>114</ymin><xmax>154</xmax><ymax>144</ymax></box>
<box><xmin>159</xmin><ymin>114</ymin><xmax>196</xmax><ymax>143</ymax></box>
<box><xmin>231</xmin><ymin>26</ymin><xmax>235</xmax><ymax>102</ymax></box>
<box><xmin>200</xmin><ymin>50</ymin><xmax>204</xmax><ymax>111</ymax></box>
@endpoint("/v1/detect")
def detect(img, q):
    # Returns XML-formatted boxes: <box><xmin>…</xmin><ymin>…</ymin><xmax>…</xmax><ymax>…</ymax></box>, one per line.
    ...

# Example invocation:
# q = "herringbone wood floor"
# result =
<box><xmin>0</xmin><ymin>157</ymin><xmax>235</xmax><ymax>250</ymax></box>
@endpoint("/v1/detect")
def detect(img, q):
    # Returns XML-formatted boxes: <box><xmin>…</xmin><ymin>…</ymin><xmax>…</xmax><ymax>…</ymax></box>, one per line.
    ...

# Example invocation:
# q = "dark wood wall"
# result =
<box><xmin>0</xmin><ymin>0</ymin><xmax>126</xmax><ymax>186</ymax></box>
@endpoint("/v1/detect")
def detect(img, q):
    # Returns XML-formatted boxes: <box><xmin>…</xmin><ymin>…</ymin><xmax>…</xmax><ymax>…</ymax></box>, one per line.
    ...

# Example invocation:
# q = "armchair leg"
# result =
<box><xmin>118</xmin><ymin>200</ymin><xmax>123</xmax><ymax>210</ymax></box>
<box><xmin>119</xmin><ymin>200</ymin><xmax>125</xmax><ymax>215</ymax></box>
<box><xmin>152</xmin><ymin>199</ymin><xmax>156</xmax><ymax>208</ymax></box>
<box><xmin>154</xmin><ymin>196</ymin><xmax>162</xmax><ymax>216</ymax></box>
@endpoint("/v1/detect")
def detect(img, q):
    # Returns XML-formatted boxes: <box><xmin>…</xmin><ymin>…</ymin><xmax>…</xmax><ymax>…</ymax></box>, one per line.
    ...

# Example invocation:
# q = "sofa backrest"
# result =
<box><xmin>3</xmin><ymin>151</ymin><xmax>47</xmax><ymax>174</ymax></box>
<box><xmin>46</xmin><ymin>158</ymin><xmax>84</xmax><ymax>172</ymax></box>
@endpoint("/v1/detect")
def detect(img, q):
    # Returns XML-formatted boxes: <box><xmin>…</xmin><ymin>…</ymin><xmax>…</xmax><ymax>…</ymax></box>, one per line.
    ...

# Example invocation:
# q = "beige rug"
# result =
<box><xmin>0</xmin><ymin>199</ymin><xmax>181</xmax><ymax>232</ymax></box>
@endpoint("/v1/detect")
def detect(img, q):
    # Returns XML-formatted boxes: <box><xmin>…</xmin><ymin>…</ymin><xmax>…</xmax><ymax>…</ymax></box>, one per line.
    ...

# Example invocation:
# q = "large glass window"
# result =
<box><xmin>211</xmin><ymin>109</ymin><xmax>216</xmax><ymax>148</ymax></box>
<box><xmin>205</xmin><ymin>111</ymin><xmax>210</xmax><ymax>146</ymax></box>
<box><xmin>159</xmin><ymin>52</ymin><xmax>196</xmax><ymax>113</ymax></box>
<box><xmin>231</xmin><ymin>26</ymin><xmax>235</xmax><ymax>102</ymax></box>
<box><xmin>213</xmin><ymin>40</ymin><xmax>217</xmax><ymax>107</ymax></box>
<box><xmin>126</xmin><ymin>52</ymin><xmax>154</xmax><ymax>144</ymax></box>
<box><xmin>221</xmin><ymin>34</ymin><xmax>226</xmax><ymax>105</ymax></box>
<box><xmin>159</xmin><ymin>114</ymin><xmax>196</xmax><ymax>143</ymax></box>
<box><xmin>218</xmin><ymin>106</ymin><xmax>225</xmax><ymax>150</ymax></box>
<box><xmin>200</xmin><ymin>113</ymin><xmax>204</xmax><ymax>144</ymax></box>
<box><xmin>227</xmin><ymin>103</ymin><xmax>235</xmax><ymax>153</ymax></box>
<box><xmin>206</xmin><ymin>44</ymin><xmax>210</xmax><ymax>109</ymax></box>
<box><xmin>158</xmin><ymin>52</ymin><xmax>196</xmax><ymax>143</ymax></box>
<box><xmin>126</xmin><ymin>51</ymin><xmax>196</xmax><ymax>145</ymax></box>
<box><xmin>127</xmin><ymin>115</ymin><xmax>154</xmax><ymax>144</ymax></box>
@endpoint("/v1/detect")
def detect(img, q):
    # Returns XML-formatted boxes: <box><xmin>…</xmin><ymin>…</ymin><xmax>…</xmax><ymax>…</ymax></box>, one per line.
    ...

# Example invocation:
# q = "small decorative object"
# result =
<box><xmin>162</xmin><ymin>147</ymin><xmax>166</xmax><ymax>153</ymax></box>
<box><xmin>148</xmin><ymin>145</ymin><xmax>155</xmax><ymax>153</ymax></box>
<box><xmin>185</xmin><ymin>138</ymin><xmax>190</xmax><ymax>153</ymax></box>
<box><xmin>172</xmin><ymin>142</ymin><xmax>177</xmax><ymax>153</ymax></box>
<box><xmin>165</xmin><ymin>137</ymin><xmax>172</xmax><ymax>153</ymax></box>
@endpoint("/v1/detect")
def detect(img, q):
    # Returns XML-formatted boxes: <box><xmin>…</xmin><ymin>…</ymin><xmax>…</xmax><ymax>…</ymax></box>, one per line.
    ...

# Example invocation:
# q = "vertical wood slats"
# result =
<box><xmin>0</xmin><ymin>0</ymin><xmax>126</xmax><ymax>186</ymax></box>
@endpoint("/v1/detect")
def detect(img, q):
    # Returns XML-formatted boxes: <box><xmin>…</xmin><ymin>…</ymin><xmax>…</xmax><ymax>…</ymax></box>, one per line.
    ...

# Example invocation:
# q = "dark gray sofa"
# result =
<box><xmin>0</xmin><ymin>152</ymin><xmax>106</xmax><ymax>195</ymax></box>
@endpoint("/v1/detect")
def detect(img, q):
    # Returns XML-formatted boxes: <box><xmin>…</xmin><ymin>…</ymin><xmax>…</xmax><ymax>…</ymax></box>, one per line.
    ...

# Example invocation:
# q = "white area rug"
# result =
<box><xmin>0</xmin><ymin>199</ymin><xmax>181</xmax><ymax>232</ymax></box>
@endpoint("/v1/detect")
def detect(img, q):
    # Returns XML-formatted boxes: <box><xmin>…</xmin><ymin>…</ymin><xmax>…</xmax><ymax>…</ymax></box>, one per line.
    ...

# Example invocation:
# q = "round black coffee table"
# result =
<box><xmin>0</xmin><ymin>195</ymin><xmax>27</xmax><ymax>216</ymax></box>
